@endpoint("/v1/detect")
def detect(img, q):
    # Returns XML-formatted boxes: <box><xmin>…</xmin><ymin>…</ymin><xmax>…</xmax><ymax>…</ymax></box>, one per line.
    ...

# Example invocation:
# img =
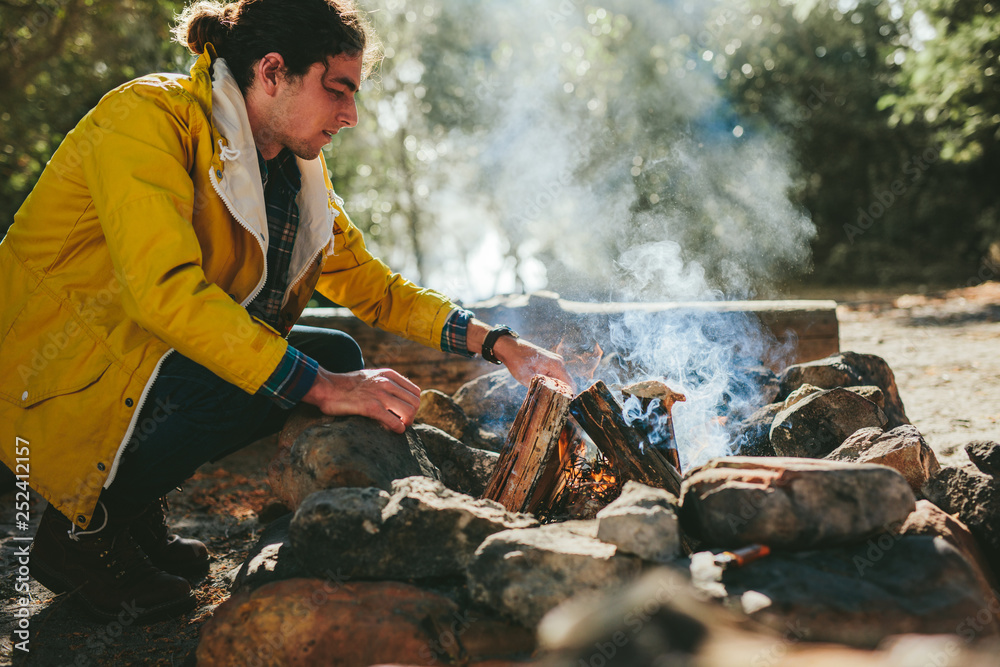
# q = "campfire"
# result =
<box><xmin>482</xmin><ymin>369</ymin><xmax>686</xmax><ymax>521</ymax></box>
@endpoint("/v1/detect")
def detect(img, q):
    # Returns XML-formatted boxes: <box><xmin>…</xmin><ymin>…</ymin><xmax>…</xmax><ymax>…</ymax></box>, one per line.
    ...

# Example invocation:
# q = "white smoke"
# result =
<box><xmin>361</xmin><ymin>0</ymin><xmax>817</xmax><ymax>467</ymax></box>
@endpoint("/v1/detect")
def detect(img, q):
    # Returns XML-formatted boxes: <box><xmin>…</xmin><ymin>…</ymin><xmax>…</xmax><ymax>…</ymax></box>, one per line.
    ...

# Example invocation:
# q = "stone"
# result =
<box><xmin>847</xmin><ymin>385</ymin><xmax>885</xmax><ymax>409</ymax></box>
<box><xmin>290</xmin><ymin>476</ymin><xmax>537</xmax><ymax>581</ymax></box>
<box><xmin>687</xmin><ymin>535</ymin><xmax>998</xmax><ymax>649</ymax></box>
<box><xmin>453</xmin><ymin>369</ymin><xmax>528</xmax><ymax>435</ymax></box>
<box><xmin>230</xmin><ymin>513</ymin><xmax>308</xmax><ymax>594</ymax></box>
<box><xmin>770</xmin><ymin>387</ymin><xmax>887</xmax><ymax>458</ymax></box>
<box><xmin>923</xmin><ymin>465</ymin><xmax>1000</xmax><ymax>577</ymax></box>
<box><xmin>197</xmin><ymin>579</ymin><xmax>535</xmax><ymax>666</ymax></box>
<box><xmin>467</xmin><ymin>522</ymin><xmax>642</xmax><ymax>627</ymax></box>
<box><xmin>595</xmin><ymin>481</ymin><xmax>680</xmax><ymax>563</ymax></box>
<box><xmin>414</xmin><ymin>389</ymin><xmax>471</xmax><ymax>442</ymax></box>
<box><xmin>966</xmin><ymin>440</ymin><xmax>1000</xmax><ymax>477</ymax></box>
<box><xmin>902</xmin><ymin>500</ymin><xmax>998</xmax><ymax>601</ymax></box>
<box><xmin>679</xmin><ymin>457</ymin><xmax>916</xmax><ymax>549</ymax></box>
<box><xmin>732</xmin><ymin>403</ymin><xmax>782</xmax><ymax>457</ymax></box>
<box><xmin>781</xmin><ymin>383</ymin><xmax>822</xmax><ymax>410</ymax></box>
<box><xmin>268</xmin><ymin>415</ymin><xmax>440</xmax><ymax>510</ymax></box>
<box><xmin>413</xmin><ymin>424</ymin><xmax>499</xmax><ymax>497</ymax></box>
<box><xmin>746</xmin><ymin>364</ymin><xmax>781</xmax><ymax>406</ymax></box>
<box><xmin>826</xmin><ymin>425</ymin><xmax>940</xmax><ymax>491</ymax></box>
<box><xmin>537</xmin><ymin>568</ymin><xmax>894</xmax><ymax>667</ymax></box>
<box><xmin>777</xmin><ymin>351</ymin><xmax>909</xmax><ymax>428</ymax></box>
<box><xmin>469</xmin><ymin>427</ymin><xmax>505</xmax><ymax>453</ymax></box>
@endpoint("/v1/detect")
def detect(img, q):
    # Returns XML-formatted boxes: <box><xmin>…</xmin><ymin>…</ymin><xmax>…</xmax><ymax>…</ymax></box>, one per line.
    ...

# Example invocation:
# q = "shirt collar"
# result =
<box><xmin>257</xmin><ymin>148</ymin><xmax>302</xmax><ymax>193</ymax></box>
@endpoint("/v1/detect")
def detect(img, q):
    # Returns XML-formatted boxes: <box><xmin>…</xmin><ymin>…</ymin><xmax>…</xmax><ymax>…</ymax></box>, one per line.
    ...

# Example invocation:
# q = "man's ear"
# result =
<box><xmin>255</xmin><ymin>52</ymin><xmax>286</xmax><ymax>97</ymax></box>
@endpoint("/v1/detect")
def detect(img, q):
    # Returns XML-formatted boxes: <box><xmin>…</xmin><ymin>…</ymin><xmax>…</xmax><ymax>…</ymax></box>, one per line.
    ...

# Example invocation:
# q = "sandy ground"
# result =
<box><xmin>836</xmin><ymin>282</ymin><xmax>1000</xmax><ymax>467</ymax></box>
<box><xmin>2</xmin><ymin>283</ymin><xmax>999</xmax><ymax>665</ymax></box>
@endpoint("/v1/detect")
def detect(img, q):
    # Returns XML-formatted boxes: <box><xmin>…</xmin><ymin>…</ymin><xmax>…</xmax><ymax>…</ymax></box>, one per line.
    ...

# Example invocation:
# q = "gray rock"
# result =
<box><xmin>470</xmin><ymin>426</ymin><xmax>505</xmax><ymax>453</ymax></box>
<box><xmin>536</xmin><ymin>569</ymin><xmax>717</xmax><ymax>666</ymax></box>
<box><xmin>777</xmin><ymin>351</ymin><xmax>909</xmax><ymax>428</ymax></box>
<box><xmin>770</xmin><ymin>387</ymin><xmax>887</xmax><ymax>458</ymax></box>
<box><xmin>289</xmin><ymin>476</ymin><xmax>537</xmax><ymax>581</ymax></box>
<box><xmin>679</xmin><ymin>457</ymin><xmax>916</xmax><ymax>549</ymax></box>
<box><xmin>467</xmin><ymin>522</ymin><xmax>642</xmax><ymax>627</ymax></box>
<box><xmin>781</xmin><ymin>383</ymin><xmax>823</xmax><ymax>410</ymax></box>
<box><xmin>688</xmin><ymin>535</ymin><xmax>998</xmax><ymax>648</ymax></box>
<box><xmin>414</xmin><ymin>389</ymin><xmax>470</xmax><ymax>441</ymax></box>
<box><xmin>826</xmin><ymin>425</ymin><xmax>940</xmax><ymax>492</ymax></box>
<box><xmin>412</xmin><ymin>424</ymin><xmax>498</xmax><ymax>497</ymax></box>
<box><xmin>733</xmin><ymin>403</ymin><xmax>782</xmax><ymax>457</ymax></box>
<box><xmin>596</xmin><ymin>483</ymin><xmax>680</xmax><ymax>563</ymax></box>
<box><xmin>268</xmin><ymin>416</ymin><xmax>440</xmax><ymax>509</ymax></box>
<box><xmin>966</xmin><ymin>440</ymin><xmax>1000</xmax><ymax>477</ymax></box>
<box><xmin>453</xmin><ymin>369</ymin><xmax>528</xmax><ymax>435</ymax></box>
<box><xmin>923</xmin><ymin>464</ymin><xmax>1000</xmax><ymax>576</ymax></box>
<box><xmin>230</xmin><ymin>513</ymin><xmax>308</xmax><ymax>594</ymax></box>
<box><xmin>605</xmin><ymin>480</ymin><xmax>680</xmax><ymax>511</ymax></box>
<box><xmin>846</xmin><ymin>385</ymin><xmax>885</xmax><ymax>409</ymax></box>
<box><xmin>746</xmin><ymin>365</ymin><xmax>781</xmax><ymax>406</ymax></box>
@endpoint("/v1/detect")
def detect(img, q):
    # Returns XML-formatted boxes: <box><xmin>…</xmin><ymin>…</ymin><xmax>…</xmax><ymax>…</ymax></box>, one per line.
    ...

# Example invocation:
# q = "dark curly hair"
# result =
<box><xmin>173</xmin><ymin>0</ymin><xmax>381</xmax><ymax>92</ymax></box>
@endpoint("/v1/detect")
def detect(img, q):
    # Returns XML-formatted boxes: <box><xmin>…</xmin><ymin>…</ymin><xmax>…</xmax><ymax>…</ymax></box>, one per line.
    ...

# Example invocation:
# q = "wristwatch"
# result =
<box><xmin>481</xmin><ymin>325</ymin><xmax>519</xmax><ymax>364</ymax></box>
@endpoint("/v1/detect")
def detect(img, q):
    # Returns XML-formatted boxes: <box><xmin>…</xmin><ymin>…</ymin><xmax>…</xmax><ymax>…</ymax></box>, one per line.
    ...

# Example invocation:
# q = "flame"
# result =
<box><xmin>556</xmin><ymin>339</ymin><xmax>604</xmax><ymax>382</ymax></box>
<box><xmin>556</xmin><ymin>423</ymin><xmax>618</xmax><ymax>498</ymax></box>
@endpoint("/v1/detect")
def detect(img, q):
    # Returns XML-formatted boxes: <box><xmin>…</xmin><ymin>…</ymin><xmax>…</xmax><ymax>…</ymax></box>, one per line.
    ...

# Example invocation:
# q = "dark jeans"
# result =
<box><xmin>104</xmin><ymin>325</ymin><xmax>363</xmax><ymax>505</ymax></box>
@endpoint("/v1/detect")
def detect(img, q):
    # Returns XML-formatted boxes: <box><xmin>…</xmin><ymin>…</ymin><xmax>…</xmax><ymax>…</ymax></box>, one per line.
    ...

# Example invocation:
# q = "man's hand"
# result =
<box><xmin>467</xmin><ymin>318</ymin><xmax>576</xmax><ymax>391</ymax></box>
<box><xmin>301</xmin><ymin>367</ymin><xmax>421</xmax><ymax>433</ymax></box>
<box><xmin>492</xmin><ymin>334</ymin><xmax>577</xmax><ymax>393</ymax></box>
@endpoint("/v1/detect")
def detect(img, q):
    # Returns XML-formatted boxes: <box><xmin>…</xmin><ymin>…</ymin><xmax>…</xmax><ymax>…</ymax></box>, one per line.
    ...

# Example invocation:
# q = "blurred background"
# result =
<box><xmin>1</xmin><ymin>0</ymin><xmax>997</xmax><ymax>303</ymax></box>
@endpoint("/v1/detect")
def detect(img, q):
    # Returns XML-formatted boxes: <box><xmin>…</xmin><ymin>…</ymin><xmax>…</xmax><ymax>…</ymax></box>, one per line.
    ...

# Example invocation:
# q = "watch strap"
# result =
<box><xmin>481</xmin><ymin>325</ymin><xmax>519</xmax><ymax>364</ymax></box>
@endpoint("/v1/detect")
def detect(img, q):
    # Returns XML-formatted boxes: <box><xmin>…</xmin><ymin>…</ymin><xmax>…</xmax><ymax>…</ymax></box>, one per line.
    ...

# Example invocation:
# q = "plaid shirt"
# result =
<box><xmin>252</xmin><ymin>150</ymin><xmax>474</xmax><ymax>409</ymax></box>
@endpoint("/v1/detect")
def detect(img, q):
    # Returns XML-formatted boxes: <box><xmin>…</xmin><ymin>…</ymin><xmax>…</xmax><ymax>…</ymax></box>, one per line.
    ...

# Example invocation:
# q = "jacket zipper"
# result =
<box><xmin>284</xmin><ymin>248</ymin><xmax>324</xmax><ymax>308</ymax></box>
<box><xmin>280</xmin><ymin>187</ymin><xmax>340</xmax><ymax>309</ymax></box>
<box><xmin>103</xmin><ymin>348</ymin><xmax>173</xmax><ymax>488</ymax></box>
<box><xmin>209</xmin><ymin>166</ymin><xmax>269</xmax><ymax>307</ymax></box>
<box><xmin>103</xmin><ymin>164</ymin><xmax>269</xmax><ymax>490</ymax></box>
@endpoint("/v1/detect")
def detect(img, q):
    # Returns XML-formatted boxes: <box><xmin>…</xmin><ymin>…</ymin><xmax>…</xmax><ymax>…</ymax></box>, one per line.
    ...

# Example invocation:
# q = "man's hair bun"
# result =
<box><xmin>173</xmin><ymin>1</ymin><xmax>238</xmax><ymax>55</ymax></box>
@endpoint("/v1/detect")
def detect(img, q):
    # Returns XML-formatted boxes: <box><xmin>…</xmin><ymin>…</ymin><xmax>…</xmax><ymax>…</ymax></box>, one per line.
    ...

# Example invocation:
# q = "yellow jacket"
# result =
<box><xmin>0</xmin><ymin>48</ymin><xmax>456</xmax><ymax>528</ymax></box>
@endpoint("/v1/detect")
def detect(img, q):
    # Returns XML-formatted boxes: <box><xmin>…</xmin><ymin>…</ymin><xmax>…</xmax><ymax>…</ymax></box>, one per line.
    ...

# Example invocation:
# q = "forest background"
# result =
<box><xmin>1</xmin><ymin>0</ymin><xmax>997</xmax><ymax>304</ymax></box>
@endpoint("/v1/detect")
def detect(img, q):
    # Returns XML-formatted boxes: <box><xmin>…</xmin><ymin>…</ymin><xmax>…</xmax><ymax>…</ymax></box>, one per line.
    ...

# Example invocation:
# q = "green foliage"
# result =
<box><xmin>3</xmin><ymin>0</ymin><xmax>998</xmax><ymax>292</ymax></box>
<box><xmin>881</xmin><ymin>0</ymin><xmax>1000</xmax><ymax>163</ymax></box>
<box><xmin>0</xmin><ymin>0</ymin><xmax>187</xmax><ymax>237</ymax></box>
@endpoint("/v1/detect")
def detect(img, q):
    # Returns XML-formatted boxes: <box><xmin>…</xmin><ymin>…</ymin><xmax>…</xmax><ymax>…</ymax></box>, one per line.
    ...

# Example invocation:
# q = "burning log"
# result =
<box><xmin>621</xmin><ymin>379</ymin><xmax>686</xmax><ymax>472</ymax></box>
<box><xmin>570</xmin><ymin>381</ymin><xmax>683</xmax><ymax>497</ymax></box>
<box><xmin>483</xmin><ymin>375</ymin><xmax>575</xmax><ymax>513</ymax></box>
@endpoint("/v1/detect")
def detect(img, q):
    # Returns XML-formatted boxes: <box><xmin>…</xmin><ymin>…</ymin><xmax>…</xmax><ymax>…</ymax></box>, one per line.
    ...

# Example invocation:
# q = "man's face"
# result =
<box><xmin>263</xmin><ymin>53</ymin><xmax>362</xmax><ymax>160</ymax></box>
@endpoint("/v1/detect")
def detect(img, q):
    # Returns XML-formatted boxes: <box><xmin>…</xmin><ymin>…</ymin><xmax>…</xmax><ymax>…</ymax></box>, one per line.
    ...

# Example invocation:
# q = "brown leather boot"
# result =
<box><xmin>129</xmin><ymin>496</ymin><xmax>210</xmax><ymax>581</ymax></box>
<box><xmin>30</xmin><ymin>501</ymin><xmax>196</xmax><ymax>622</ymax></box>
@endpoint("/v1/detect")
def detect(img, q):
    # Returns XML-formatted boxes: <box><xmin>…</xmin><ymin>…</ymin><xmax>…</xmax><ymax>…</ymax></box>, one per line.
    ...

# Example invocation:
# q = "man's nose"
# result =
<box><xmin>340</xmin><ymin>97</ymin><xmax>358</xmax><ymax>128</ymax></box>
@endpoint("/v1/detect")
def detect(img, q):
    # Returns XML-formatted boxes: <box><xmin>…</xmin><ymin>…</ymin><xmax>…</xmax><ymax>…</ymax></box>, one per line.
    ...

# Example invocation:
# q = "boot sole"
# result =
<box><xmin>149</xmin><ymin>557</ymin><xmax>211</xmax><ymax>583</ymax></box>
<box><xmin>30</xmin><ymin>558</ymin><xmax>198</xmax><ymax>624</ymax></box>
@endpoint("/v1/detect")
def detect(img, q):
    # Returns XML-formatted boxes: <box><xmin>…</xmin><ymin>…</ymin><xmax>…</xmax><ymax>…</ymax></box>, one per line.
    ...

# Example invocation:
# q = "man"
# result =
<box><xmin>0</xmin><ymin>0</ymin><xmax>571</xmax><ymax>621</ymax></box>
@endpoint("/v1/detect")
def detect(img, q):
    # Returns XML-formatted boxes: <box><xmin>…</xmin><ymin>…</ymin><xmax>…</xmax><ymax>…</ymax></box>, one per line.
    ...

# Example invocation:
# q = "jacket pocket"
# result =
<box><xmin>0</xmin><ymin>287</ymin><xmax>114</xmax><ymax>408</ymax></box>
